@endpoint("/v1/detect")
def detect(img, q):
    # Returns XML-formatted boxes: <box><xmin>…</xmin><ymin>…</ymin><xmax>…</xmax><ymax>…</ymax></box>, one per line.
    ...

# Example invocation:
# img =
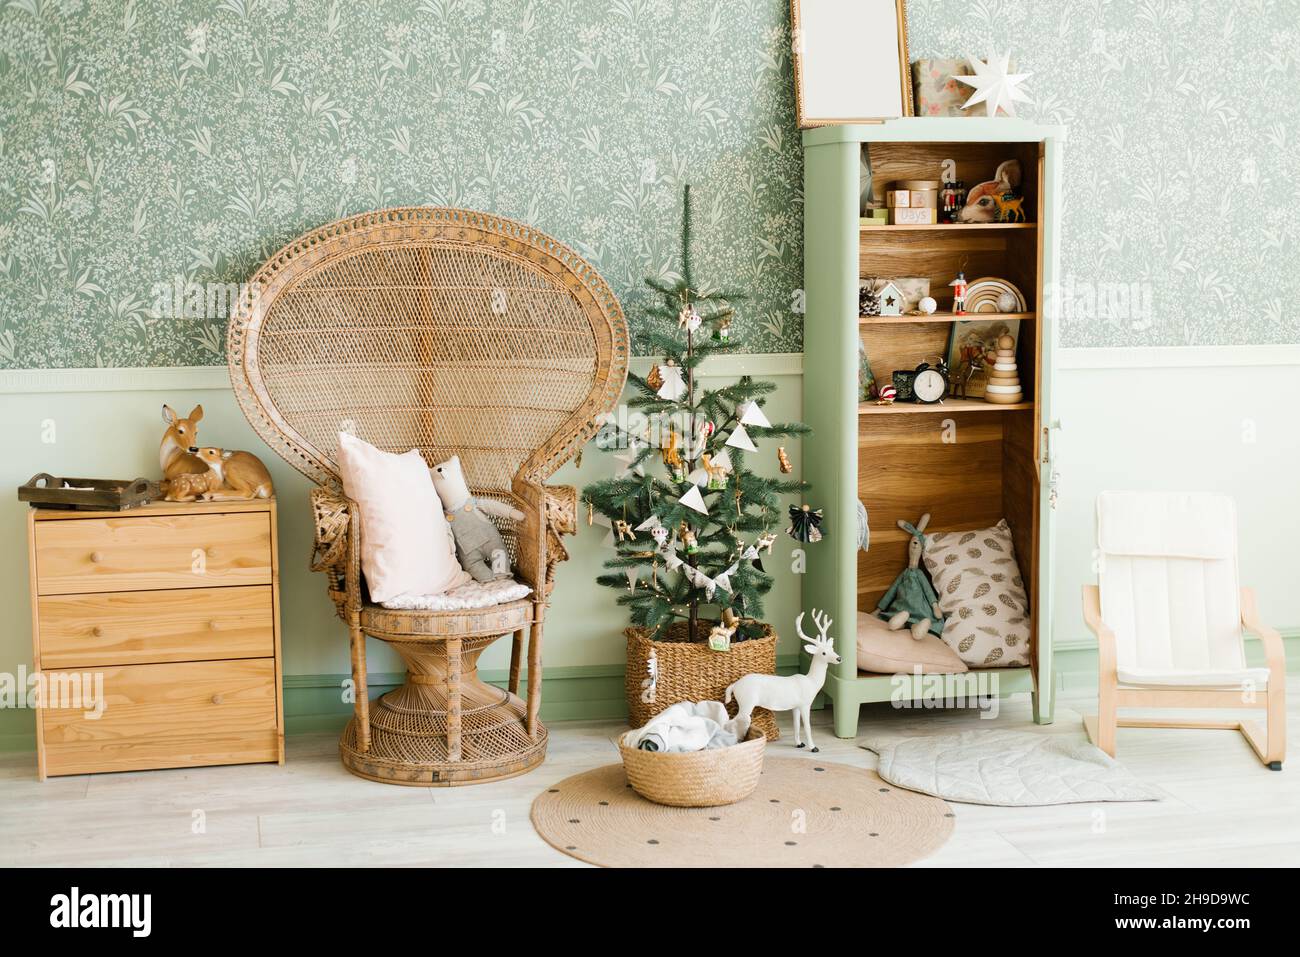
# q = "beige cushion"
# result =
<box><xmin>923</xmin><ymin>519</ymin><xmax>1030</xmax><ymax>667</ymax></box>
<box><xmin>336</xmin><ymin>432</ymin><xmax>469</xmax><ymax>603</ymax></box>
<box><xmin>857</xmin><ymin>612</ymin><xmax>968</xmax><ymax>675</ymax></box>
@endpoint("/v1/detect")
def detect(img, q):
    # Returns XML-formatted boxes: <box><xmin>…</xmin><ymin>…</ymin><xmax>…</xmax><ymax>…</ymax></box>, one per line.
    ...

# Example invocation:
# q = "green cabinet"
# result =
<box><xmin>801</xmin><ymin>119</ymin><xmax>1065</xmax><ymax>736</ymax></box>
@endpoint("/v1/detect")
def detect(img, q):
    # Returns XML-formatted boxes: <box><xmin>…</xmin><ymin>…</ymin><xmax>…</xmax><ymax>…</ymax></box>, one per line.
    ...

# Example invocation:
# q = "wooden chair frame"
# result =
<box><xmin>1082</xmin><ymin>584</ymin><xmax>1286</xmax><ymax>770</ymax></box>
<box><xmin>229</xmin><ymin>207</ymin><xmax>628</xmax><ymax>784</ymax></box>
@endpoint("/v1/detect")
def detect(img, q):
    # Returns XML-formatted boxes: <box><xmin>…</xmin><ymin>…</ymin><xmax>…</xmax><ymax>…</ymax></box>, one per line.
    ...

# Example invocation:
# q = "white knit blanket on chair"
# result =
<box><xmin>381</xmin><ymin>578</ymin><xmax>532</xmax><ymax>611</ymax></box>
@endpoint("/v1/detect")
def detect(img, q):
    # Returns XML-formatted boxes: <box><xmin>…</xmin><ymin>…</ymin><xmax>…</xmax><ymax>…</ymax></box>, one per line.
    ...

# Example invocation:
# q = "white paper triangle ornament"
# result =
<box><xmin>678</xmin><ymin>484</ymin><xmax>709</xmax><ymax>514</ymax></box>
<box><xmin>725</xmin><ymin>424</ymin><xmax>758</xmax><ymax>452</ymax></box>
<box><xmin>739</xmin><ymin>402</ymin><xmax>771</xmax><ymax>429</ymax></box>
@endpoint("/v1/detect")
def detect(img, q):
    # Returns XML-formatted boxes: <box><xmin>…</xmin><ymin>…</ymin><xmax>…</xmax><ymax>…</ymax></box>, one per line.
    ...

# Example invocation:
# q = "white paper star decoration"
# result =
<box><xmin>953</xmin><ymin>53</ymin><xmax>1032</xmax><ymax>118</ymax></box>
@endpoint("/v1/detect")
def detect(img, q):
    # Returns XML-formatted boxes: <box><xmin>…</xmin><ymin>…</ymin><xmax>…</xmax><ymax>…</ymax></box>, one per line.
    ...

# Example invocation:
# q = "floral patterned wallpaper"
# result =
<box><xmin>0</xmin><ymin>1</ymin><xmax>1296</xmax><ymax>368</ymax></box>
<box><xmin>909</xmin><ymin>0</ymin><xmax>1300</xmax><ymax>348</ymax></box>
<box><xmin>0</xmin><ymin>0</ymin><xmax>803</xmax><ymax>367</ymax></box>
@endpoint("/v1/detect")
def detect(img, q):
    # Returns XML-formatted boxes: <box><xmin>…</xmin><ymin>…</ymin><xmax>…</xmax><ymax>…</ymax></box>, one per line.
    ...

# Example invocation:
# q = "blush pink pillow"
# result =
<box><xmin>336</xmin><ymin>432</ymin><xmax>469</xmax><ymax>603</ymax></box>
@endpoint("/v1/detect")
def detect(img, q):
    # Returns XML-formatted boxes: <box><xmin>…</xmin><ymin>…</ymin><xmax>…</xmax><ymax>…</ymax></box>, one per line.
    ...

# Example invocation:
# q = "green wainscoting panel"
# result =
<box><xmin>3</xmin><ymin>639</ymin><xmax>1296</xmax><ymax>754</ymax></box>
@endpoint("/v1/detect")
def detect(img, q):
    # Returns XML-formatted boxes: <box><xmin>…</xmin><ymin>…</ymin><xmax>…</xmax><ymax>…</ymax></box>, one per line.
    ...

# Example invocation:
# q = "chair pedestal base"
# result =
<box><xmin>339</xmin><ymin>632</ymin><xmax>547</xmax><ymax>786</ymax></box>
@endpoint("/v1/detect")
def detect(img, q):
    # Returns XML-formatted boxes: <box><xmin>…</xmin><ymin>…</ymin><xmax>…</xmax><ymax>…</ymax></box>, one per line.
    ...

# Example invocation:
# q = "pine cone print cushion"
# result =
<box><xmin>922</xmin><ymin>519</ymin><xmax>1030</xmax><ymax>667</ymax></box>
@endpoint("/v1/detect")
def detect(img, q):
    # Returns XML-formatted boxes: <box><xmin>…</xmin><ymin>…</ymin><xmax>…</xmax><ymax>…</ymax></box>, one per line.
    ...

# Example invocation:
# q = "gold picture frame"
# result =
<box><xmin>791</xmin><ymin>0</ymin><xmax>914</xmax><ymax>128</ymax></box>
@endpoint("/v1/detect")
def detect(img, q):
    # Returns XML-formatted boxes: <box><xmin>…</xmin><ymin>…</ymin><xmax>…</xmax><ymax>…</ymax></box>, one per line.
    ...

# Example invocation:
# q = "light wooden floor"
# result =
<box><xmin>3</xmin><ymin>681</ymin><xmax>1296</xmax><ymax>867</ymax></box>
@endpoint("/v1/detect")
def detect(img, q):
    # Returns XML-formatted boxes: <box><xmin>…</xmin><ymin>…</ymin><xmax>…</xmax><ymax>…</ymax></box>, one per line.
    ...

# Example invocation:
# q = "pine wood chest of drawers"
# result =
<box><xmin>26</xmin><ymin>500</ymin><xmax>284</xmax><ymax>779</ymax></box>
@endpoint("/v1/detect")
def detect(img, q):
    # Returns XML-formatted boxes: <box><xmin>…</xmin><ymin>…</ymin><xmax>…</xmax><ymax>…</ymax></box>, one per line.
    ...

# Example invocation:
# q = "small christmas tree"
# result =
<box><xmin>583</xmin><ymin>186</ymin><xmax>809</xmax><ymax>645</ymax></box>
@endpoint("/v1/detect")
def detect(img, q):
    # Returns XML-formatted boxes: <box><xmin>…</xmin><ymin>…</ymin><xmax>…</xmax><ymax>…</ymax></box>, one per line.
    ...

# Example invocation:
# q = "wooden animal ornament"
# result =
<box><xmin>725</xmin><ymin>609</ymin><xmax>841</xmax><ymax>751</ymax></box>
<box><xmin>777</xmin><ymin>446</ymin><xmax>792</xmax><ymax>474</ymax></box>
<box><xmin>614</xmin><ymin>519</ymin><xmax>636</xmax><ymax>541</ymax></box>
<box><xmin>159</xmin><ymin>404</ymin><xmax>206</xmax><ymax>481</ymax></box>
<box><xmin>876</xmin><ymin>513</ymin><xmax>943</xmax><ymax>640</ymax></box>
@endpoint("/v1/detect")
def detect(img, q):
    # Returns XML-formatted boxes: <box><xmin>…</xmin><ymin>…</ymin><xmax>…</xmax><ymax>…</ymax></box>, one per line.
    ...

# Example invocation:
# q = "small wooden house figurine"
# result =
<box><xmin>876</xmin><ymin>280</ymin><xmax>905</xmax><ymax>316</ymax></box>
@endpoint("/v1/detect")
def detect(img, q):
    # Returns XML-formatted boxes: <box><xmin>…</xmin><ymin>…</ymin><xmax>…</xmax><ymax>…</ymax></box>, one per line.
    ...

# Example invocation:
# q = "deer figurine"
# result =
<box><xmin>725</xmin><ymin>609</ymin><xmax>841</xmax><ymax>752</ymax></box>
<box><xmin>159</xmin><ymin>404</ymin><xmax>207</xmax><ymax>482</ymax></box>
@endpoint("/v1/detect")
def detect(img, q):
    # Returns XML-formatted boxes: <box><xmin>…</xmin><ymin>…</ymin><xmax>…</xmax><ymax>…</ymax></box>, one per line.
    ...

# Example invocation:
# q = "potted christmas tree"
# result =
<box><xmin>583</xmin><ymin>185</ymin><xmax>809</xmax><ymax>739</ymax></box>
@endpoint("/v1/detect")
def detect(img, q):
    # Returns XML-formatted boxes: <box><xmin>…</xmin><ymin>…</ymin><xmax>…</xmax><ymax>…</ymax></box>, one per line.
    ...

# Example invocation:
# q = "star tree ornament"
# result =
<box><xmin>954</xmin><ymin>53</ymin><xmax>1033</xmax><ymax>118</ymax></box>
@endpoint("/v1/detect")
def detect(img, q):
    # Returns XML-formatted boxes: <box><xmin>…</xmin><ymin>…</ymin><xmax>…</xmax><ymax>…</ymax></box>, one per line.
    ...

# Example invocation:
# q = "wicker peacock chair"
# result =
<box><xmin>227</xmin><ymin>207</ymin><xmax>628</xmax><ymax>785</ymax></box>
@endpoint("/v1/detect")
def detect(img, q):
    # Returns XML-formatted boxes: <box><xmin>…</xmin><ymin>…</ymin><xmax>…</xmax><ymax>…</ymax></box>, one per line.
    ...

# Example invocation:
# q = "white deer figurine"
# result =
<box><xmin>725</xmin><ymin>609</ymin><xmax>842</xmax><ymax>752</ymax></box>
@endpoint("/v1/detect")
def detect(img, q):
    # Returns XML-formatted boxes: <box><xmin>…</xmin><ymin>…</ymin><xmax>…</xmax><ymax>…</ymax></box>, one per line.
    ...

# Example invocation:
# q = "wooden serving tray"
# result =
<box><xmin>18</xmin><ymin>473</ymin><xmax>159</xmax><ymax>511</ymax></box>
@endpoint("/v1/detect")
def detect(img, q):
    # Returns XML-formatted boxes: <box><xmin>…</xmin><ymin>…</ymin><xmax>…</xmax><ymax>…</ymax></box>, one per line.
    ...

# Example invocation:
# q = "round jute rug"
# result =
<box><xmin>531</xmin><ymin>758</ymin><xmax>954</xmax><ymax>868</ymax></box>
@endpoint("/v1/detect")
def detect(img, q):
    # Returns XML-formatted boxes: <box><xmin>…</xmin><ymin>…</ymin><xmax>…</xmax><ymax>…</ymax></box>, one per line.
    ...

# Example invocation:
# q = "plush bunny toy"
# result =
<box><xmin>875</xmin><ymin>512</ymin><xmax>945</xmax><ymax>640</ymax></box>
<box><xmin>430</xmin><ymin>455</ymin><xmax>524</xmax><ymax>582</ymax></box>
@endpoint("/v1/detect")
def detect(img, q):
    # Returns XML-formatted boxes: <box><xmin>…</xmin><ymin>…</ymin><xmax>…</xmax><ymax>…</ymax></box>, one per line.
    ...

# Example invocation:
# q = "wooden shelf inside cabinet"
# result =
<box><xmin>859</xmin><ymin>222</ymin><xmax>1037</xmax><ymax>232</ymax></box>
<box><xmin>859</xmin><ymin>311</ymin><xmax>1035</xmax><ymax>325</ymax></box>
<box><xmin>858</xmin><ymin>399</ymin><xmax>1033</xmax><ymax>416</ymax></box>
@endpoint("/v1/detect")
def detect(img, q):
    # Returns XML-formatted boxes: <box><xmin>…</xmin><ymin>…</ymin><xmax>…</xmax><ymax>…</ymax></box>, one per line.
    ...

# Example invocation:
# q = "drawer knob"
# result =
<box><xmin>89</xmin><ymin>551</ymin><xmax>104</xmax><ymax>563</ymax></box>
<box><xmin>91</xmin><ymin>626</ymin><xmax>104</xmax><ymax>637</ymax></box>
<box><xmin>211</xmin><ymin>694</ymin><xmax>224</xmax><ymax>705</ymax></box>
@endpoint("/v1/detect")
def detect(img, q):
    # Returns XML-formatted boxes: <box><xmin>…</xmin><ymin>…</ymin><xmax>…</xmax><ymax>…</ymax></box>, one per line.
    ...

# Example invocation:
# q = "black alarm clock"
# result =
<box><xmin>912</xmin><ymin>359</ymin><xmax>949</xmax><ymax>404</ymax></box>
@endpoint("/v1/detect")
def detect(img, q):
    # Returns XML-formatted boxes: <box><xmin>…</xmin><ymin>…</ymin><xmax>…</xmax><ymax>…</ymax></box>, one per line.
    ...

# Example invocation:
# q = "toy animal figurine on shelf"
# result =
<box><xmin>995</xmin><ymin>192</ymin><xmax>1026</xmax><ymax>223</ymax></box>
<box><xmin>431</xmin><ymin>454</ymin><xmax>525</xmax><ymax>581</ymax></box>
<box><xmin>958</xmin><ymin>159</ymin><xmax>1023</xmax><ymax>223</ymax></box>
<box><xmin>159</xmin><ymin>404</ymin><xmax>207</xmax><ymax>484</ymax></box>
<box><xmin>725</xmin><ymin>609</ymin><xmax>841</xmax><ymax>751</ymax></box>
<box><xmin>876</xmin><ymin>513</ymin><xmax>944</xmax><ymax>640</ymax></box>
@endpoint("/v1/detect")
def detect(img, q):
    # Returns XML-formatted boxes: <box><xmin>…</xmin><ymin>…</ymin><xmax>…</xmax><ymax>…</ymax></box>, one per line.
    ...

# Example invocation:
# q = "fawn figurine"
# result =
<box><xmin>162</xmin><ymin>467</ymin><xmax>221</xmax><ymax>502</ymax></box>
<box><xmin>183</xmin><ymin>447</ymin><xmax>275</xmax><ymax>501</ymax></box>
<box><xmin>160</xmin><ymin>404</ymin><xmax>207</xmax><ymax>481</ymax></box>
<box><xmin>725</xmin><ymin>609</ymin><xmax>841</xmax><ymax>752</ymax></box>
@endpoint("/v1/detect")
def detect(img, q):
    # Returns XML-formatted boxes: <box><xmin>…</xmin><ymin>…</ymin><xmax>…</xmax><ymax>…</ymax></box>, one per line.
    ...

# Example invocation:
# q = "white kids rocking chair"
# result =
<box><xmin>1082</xmin><ymin>491</ymin><xmax>1286</xmax><ymax>769</ymax></box>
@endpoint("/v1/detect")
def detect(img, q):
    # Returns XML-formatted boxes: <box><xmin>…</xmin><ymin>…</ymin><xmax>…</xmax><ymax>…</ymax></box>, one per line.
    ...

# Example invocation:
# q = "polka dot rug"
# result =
<box><xmin>530</xmin><ymin>758</ymin><xmax>954</xmax><ymax>867</ymax></box>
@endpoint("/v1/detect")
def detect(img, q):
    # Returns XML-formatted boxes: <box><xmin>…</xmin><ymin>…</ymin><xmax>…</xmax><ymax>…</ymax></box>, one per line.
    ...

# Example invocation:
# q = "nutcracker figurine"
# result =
<box><xmin>949</xmin><ymin>271</ymin><xmax>968</xmax><ymax>316</ymax></box>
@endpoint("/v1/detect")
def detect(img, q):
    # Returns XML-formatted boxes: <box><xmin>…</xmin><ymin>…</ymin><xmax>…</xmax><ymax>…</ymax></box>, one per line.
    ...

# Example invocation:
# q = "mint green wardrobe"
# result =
<box><xmin>801</xmin><ymin>119</ymin><xmax>1065</xmax><ymax>737</ymax></box>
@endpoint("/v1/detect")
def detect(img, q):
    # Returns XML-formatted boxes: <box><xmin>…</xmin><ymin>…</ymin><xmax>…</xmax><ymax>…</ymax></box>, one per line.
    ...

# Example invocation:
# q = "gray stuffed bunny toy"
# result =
<box><xmin>431</xmin><ymin>455</ymin><xmax>524</xmax><ymax>582</ymax></box>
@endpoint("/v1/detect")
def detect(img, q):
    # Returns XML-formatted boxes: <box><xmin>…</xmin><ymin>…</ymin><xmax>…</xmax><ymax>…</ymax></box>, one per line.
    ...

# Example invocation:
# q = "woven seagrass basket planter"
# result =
<box><xmin>619</xmin><ymin>728</ymin><xmax>766</xmax><ymax>807</ymax></box>
<box><xmin>624</xmin><ymin>622</ymin><xmax>779</xmax><ymax>740</ymax></box>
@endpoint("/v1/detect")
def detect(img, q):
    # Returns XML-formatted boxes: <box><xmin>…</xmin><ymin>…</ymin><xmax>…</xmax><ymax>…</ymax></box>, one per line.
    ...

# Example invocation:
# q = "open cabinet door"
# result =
<box><xmin>1033</xmin><ymin>133</ymin><xmax>1065</xmax><ymax>725</ymax></box>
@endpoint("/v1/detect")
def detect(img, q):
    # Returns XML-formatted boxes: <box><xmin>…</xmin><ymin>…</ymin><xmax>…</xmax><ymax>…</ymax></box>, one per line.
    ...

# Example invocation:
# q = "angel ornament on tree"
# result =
<box><xmin>585</xmin><ymin>185</ymin><xmax>810</xmax><ymax>660</ymax></box>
